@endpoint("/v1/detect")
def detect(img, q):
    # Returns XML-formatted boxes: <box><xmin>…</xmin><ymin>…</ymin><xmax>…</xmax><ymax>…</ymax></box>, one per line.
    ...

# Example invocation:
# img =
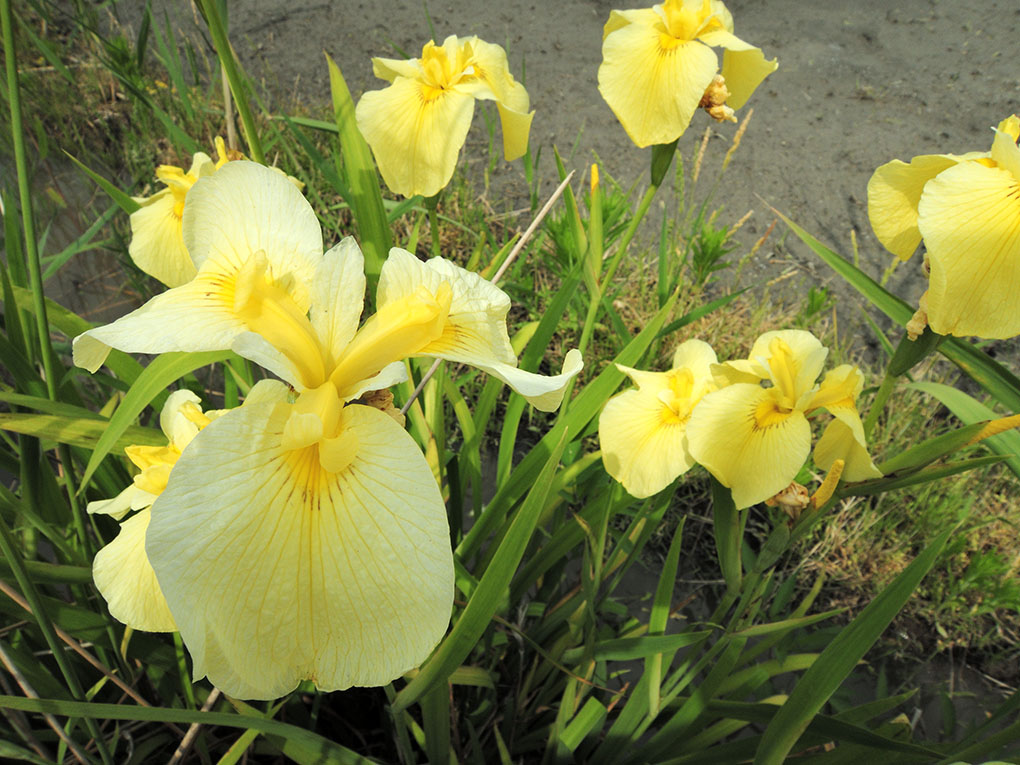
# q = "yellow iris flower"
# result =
<box><xmin>598</xmin><ymin>339</ymin><xmax>717</xmax><ymax>498</ymax></box>
<box><xmin>87</xmin><ymin>391</ymin><xmax>222</xmax><ymax>632</ymax></box>
<box><xmin>355</xmin><ymin>35</ymin><xmax>534</xmax><ymax>198</ymax></box>
<box><xmin>685</xmin><ymin>330</ymin><xmax>880</xmax><ymax>509</ymax></box>
<box><xmin>597</xmin><ymin>0</ymin><xmax>776</xmax><ymax>148</ymax></box>
<box><xmin>128</xmin><ymin>138</ymin><xmax>235</xmax><ymax>288</ymax></box>
<box><xmin>76</xmin><ymin>161</ymin><xmax>581</xmax><ymax>699</ymax></box>
<box><xmin>868</xmin><ymin>115</ymin><xmax>1020</xmax><ymax>339</ymax></box>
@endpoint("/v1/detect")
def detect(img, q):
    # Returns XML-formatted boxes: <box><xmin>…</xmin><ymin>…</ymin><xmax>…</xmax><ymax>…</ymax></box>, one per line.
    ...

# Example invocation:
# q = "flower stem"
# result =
<box><xmin>601</xmin><ymin>182</ymin><xmax>660</xmax><ymax>289</ymax></box>
<box><xmin>864</xmin><ymin>372</ymin><xmax>895</xmax><ymax>441</ymax></box>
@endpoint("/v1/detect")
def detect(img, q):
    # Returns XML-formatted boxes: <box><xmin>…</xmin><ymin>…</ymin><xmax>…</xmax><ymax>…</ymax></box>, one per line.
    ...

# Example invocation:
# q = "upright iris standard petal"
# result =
<box><xmin>598</xmin><ymin>0</ymin><xmax>775</xmax><ymax>148</ymax></box>
<box><xmin>356</xmin><ymin>35</ymin><xmax>534</xmax><ymax>198</ymax></box>
<box><xmin>73</xmin><ymin>162</ymin><xmax>322</xmax><ymax>373</ymax></box>
<box><xmin>145</xmin><ymin>384</ymin><xmax>454</xmax><ymax>700</ymax></box>
<box><xmin>599</xmin><ymin>339</ymin><xmax>717</xmax><ymax>498</ymax></box>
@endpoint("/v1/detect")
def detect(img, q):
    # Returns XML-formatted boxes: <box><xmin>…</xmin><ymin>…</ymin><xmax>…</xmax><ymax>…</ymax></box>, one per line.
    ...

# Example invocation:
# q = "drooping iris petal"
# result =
<box><xmin>87</xmin><ymin>483</ymin><xmax>144</xmax><ymax>521</ymax></box>
<box><xmin>145</xmin><ymin>384</ymin><xmax>454</xmax><ymax>700</ymax></box>
<box><xmin>92</xmin><ymin>509</ymin><xmax>177</xmax><ymax>632</ymax></box>
<box><xmin>598</xmin><ymin>18</ymin><xmax>719</xmax><ymax>147</ymax></box>
<box><xmin>377</xmin><ymin>248</ymin><xmax>583</xmax><ymax>411</ymax></box>
<box><xmin>462</xmin><ymin>38</ymin><xmax>534</xmax><ymax>161</ymax></box>
<box><xmin>356</xmin><ymin>76</ymin><xmax>476</xmax><ymax>199</ymax></box>
<box><xmin>918</xmin><ymin>161</ymin><xmax>1020</xmax><ymax>338</ymax></box>
<box><xmin>686</xmin><ymin>383</ymin><xmax>812</xmax><ymax>509</ymax></box>
<box><xmin>700</xmin><ymin>29</ymin><xmax>778</xmax><ymax>109</ymax></box>
<box><xmin>866</xmin><ymin>153</ymin><xmax>981</xmax><ymax>260</ymax></box>
<box><xmin>814</xmin><ymin>418</ymin><xmax>882</xmax><ymax>483</ymax></box>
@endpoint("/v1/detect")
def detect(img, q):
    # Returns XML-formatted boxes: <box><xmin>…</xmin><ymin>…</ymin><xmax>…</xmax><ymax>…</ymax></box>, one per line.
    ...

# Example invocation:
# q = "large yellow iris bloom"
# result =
<box><xmin>685</xmin><ymin>330</ymin><xmax>880</xmax><ymax>509</ymax></box>
<box><xmin>868</xmin><ymin>115</ymin><xmax>1020</xmax><ymax>339</ymax></box>
<box><xmin>598</xmin><ymin>339</ymin><xmax>717</xmax><ymax>498</ymax></box>
<box><xmin>355</xmin><ymin>35</ymin><xmax>534</xmax><ymax>198</ymax></box>
<box><xmin>76</xmin><ymin>161</ymin><xmax>581</xmax><ymax>699</ymax></box>
<box><xmin>598</xmin><ymin>0</ymin><xmax>776</xmax><ymax>148</ymax></box>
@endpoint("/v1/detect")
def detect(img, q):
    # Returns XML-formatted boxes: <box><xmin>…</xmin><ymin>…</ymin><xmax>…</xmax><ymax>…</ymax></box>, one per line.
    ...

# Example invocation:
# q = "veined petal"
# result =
<box><xmin>805</xmin><ymin>364</ymin><xmax>862</xmax><ymax>413</ymax></box>
<box><xmin>814</xmin><ymin>417</ymin><xmax>882</xmax><ymax>482</ymax></box>
<box><xmin>598</xmin><ymin>21</ymin><xmax>719</xmax><ymax>147</ymax></box>
<box><xmin>698</xmin><ymin>29</ymin><xmax>776</xmax><ymax>109</ymax></box>
<box><xmin>72</xmin><ymin>257</ymin><xmax>252</xmax><ymax>372</ymax></box>
<box><xmin>474</xmin><ymin>348</ymin><xmax>584</xmax><ymax>412</ymax></box>
<box><xmin>378</xmin><ymin>249</ymin><xmax>517</xmax><ymax>367</ymax></box>
<box><xmin>146</xmin><ymin>397</ymin><xmax>454</xmax><ymax>700</ymax></box>
<box><xmin>128</xmin><ymin>190</ymin><xmax>197</xmax><ymax>288</ymax></box>
<box><xmin>311</xmin><ymin>238</ymin><xmax>366</xmax><ymax>367</ymax></box>
<box><xmin>867</xmin><ymin>154</ymin><xmax>974</xmax><ymax>260</ymax></box>
<box><xmin>344</xmin><ymin>361</ymin><xmax>408</xmax><ymax>403</ymax></box>
<box><xmin>356</xmin><ymin>77</ymin><xmax>475</xmax><ymax>198</ymax></box>
<box><xmin>182</xmin><ymin>162</ymin><xmax>322</xmax><ymax>306</ymax></box>
<box><xmin>686</xmin><ymin>384</ymin><xmax>811</xmax><ymax>509</ymax></box>
<box><xmin>599</xmin><ymin>385</ymin><xmax>696</xmax><ymax>498</ymax></box>
<box><xmin>918</xmin><ymin>161</ymin><xmax>1020</xmax><ymax>338</ymax></box>
<box><xmin>231</xmin><ymin>331</ymin><xmax>304</xmax><ymax>389</ymax></box>
<box><xmin>93</xmin><ymin>509</ymin><xmax>177</xmax><ymax>632</ymax></box>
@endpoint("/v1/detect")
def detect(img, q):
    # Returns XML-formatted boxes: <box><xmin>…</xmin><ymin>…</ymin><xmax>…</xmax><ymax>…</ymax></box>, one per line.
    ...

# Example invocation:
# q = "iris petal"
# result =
<box><xmin>918</xmin><ymin>161</ymin><xmax>1020</xmax><ymax>338</ymax></box>
<box><xmin>146</xmin><ymin>387</ymin><xmax>454</xmax><ymax>700</ymax></box>
<box><xmin>128</xmin><ymin>190</ymin><xmax>197</xmax><ymax>288</ymax></box>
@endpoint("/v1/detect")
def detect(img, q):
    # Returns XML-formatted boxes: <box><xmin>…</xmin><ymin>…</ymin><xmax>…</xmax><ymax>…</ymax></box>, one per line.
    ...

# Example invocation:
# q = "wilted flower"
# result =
<box><xmin>598</xmin><ymin>339</ymin><xmax>717</xmax><ymax>498</ymax></box>
<box><xmin>597</xmin><ymin>0</ymin><xmax>776</xmax><ymax>147</ymax></box>
<box><xmin>77</xmin><ymin>161</ymin><xmax>581</xmax><ymax>699</ymax></box>
<box><xmin>868</xmin><ymin>115</ymin><xmax>1020</xmax><ymax>339</ymax></box>
<box><xmin>686</xmin><ymin>330</ymin><xmax>880</xmax><ymax>509</ymax></box>
<box><xmin>356</xmin><ymin>35</ymin><xmax>534</xmax><ymax>198</ymax></box>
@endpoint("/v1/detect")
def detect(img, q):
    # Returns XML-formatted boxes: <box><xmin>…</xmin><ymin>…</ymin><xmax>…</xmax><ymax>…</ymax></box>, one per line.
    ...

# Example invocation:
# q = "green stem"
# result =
<box><xmin>200</xmin><ymin>0</ymin><xmax>264</xmax><ymax>164</ymax></box>
<box><xmin>601</xmin><ymin>182</ymin><xmax>659</xmax><ymax>289</ymax></box>
<box><xmin>0</xmin><ymin>516</ymin><xmax>112</xmax><ymax>763</ymax></box>
<box><xmin>425</xmin><ymin>194</ymin><xmax>441</xmax><ymax>257</ymax></box>
<box><xmin>863</xmin><ymin>372</ymin><xmax>895</xmax><ymax>441</ymax></box>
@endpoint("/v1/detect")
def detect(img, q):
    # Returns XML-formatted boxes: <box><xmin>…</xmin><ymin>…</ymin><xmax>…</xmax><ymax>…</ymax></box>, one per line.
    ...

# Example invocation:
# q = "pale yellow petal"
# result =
<box><xmin>747</xmin><ymin>330</ymin><xmax>827</xmax><ymax>406</ymax></box>
<box><xmin>356</xmin><ymin>78</ymin><xmax>475</xmax><ymax>198</ymax></box>
<box><xmin>311</xmin><ymin>237</ymin><xmax>366</xmax><ymax>365</ymax></box>
<box><xmin>599</xmin><ymin>386</ymin><xmax>695</xmax><ymax>498</ymax></box>
<box><xmin>128</xmin><ymin>190</ymin><xmax>197</xmax><ymax>288</ymax></box>
<box><xmin>463</xmin><ymin>38</ymin><xmax>533</xmax><ymax>160</ymax></box>
<box><xmin>686</xmin><ymin>384</ymin><xmax>811</xmax><ymax>509</ymax></box>
<box><xmin>378</xmin><ymin>249</ymin><xmax>517</xmax><ymax>367</ymax></box>
<box><xmin>182</xmin><ymin>161</ymin><xmax>322</xmax><ymax>304</ymax></box>
<box><xmin>598</xmin><ymin>21</ymin><xmax>719</xmax><ymax>147</ymax></box>
<box><xmin>814</xmin><ymin>417</ymin><xmax>882</xmax><ymax>482</ymax></box>
<box><xmin>87</xmin><ymin>484</ymin><xmax>144</xmax><ymax>521</ymax></box>
<box><xmin>671</xmin><ymin>338</ymin><xmax>718</xmax><ymax>381</ymax></box>
<box><xmin>372</xmin><ymin>55</ymin><xmax>422</xmax><ymax>83</ymax></box>
<box><xmin>698</xmin><ymin>29</ymin><xmax>776</xmax><ymax>109</ymax></box>
<box><xmin>867</xmin><ymin>154</ymin><xmax>970</xmax><ymax>260</ymax></box>
<box><xmin>343</xmin><ymin>361</ymin><xmax>408</xmax><ymax>403</ymax></box>
<box><xmin>231</xmin><ymin>331</ymin><xmax>304</xmax><ymax>389</ymax></box>
<box><xmin>72</xmin><ymin>257</ymin><xmax>252</xmax><ymax>372</ymax></box>
<box><xmin>93</xmin><ymin>509</ymin><xmax>177</xmax><ymax>632</ymax></box>
<box><xmin>603</xmin><ymin>8</ymin><xmax>661</xmax><ymax>40</ymax></box>
<box><xmin>475</xmin><ymin>349</ymin><xmax>583</xmax><ymax>412</ymax></box>
<box><xmin>990</xmin><ymin>123</ymin><xmax>1020</xmax><ymax>180</ymax></box>
<box><xmin>918</xmin><ymin>161</ymin><xmax>1020</xmax><ymax>338</ymax></box>
<box><xmin>146</xmin><ymin>401</ymin><xmax>453</xmax><ymax>699</ymax></box>
<box><xmin>160</xmin><ymin>390</ymin><xmax>203</xmax><ymax>449</ymax></box>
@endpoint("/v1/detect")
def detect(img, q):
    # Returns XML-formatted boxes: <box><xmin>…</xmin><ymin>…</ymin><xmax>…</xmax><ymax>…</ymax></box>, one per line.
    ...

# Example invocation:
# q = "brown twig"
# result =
<box><xmin>168</xmin><ymin>687</ymin><xmax>222</xmax><ymax>764</ymax></box>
